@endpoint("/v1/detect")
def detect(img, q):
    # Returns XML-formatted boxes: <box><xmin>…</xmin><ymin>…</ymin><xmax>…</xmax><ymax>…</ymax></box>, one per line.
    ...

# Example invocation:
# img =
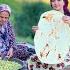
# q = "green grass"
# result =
<box><xmin>16</xmin><ymin>36</ymin><xmax>34</xmax><ymax>45</ymax></box>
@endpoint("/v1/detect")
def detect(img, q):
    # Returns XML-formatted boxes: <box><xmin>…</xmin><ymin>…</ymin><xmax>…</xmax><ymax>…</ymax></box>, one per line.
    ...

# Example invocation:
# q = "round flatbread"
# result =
<box><xmin>34</xmin><ymin>10</ymin><xmax>70</xmax><ymax>64</ymax></box>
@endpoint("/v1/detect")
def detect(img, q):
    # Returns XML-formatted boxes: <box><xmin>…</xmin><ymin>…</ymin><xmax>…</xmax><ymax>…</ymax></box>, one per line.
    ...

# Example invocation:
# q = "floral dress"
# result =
<box><xmin>0</xmin><ymin>21</ymin><xmax>16</xmax><ymax>58</ymax></box>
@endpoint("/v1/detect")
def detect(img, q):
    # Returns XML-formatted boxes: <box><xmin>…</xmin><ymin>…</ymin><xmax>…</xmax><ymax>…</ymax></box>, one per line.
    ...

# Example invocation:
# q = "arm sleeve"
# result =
<box><xmin>7</xmin><ymin>22</ymin><xmax>16</xmax><ymax>50</ymax></box>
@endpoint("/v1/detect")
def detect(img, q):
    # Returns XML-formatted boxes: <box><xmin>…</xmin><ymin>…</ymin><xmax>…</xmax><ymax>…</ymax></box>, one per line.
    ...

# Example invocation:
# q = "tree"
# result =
<box><xmin>14</xmin><ymin>2</ymin><xmax>52</xmax><ymax>38</ymax></box>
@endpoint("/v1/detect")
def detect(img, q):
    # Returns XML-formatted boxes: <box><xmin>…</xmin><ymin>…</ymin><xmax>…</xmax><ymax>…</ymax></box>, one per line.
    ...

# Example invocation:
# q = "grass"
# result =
<box><xmin>16</xmin><ymin>36</ymin><xmax>34</xmax><ymax>45</ymax></box>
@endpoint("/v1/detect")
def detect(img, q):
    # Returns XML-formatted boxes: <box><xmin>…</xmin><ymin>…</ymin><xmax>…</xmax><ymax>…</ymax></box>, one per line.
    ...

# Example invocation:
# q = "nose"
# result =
<box><xmin>2</xmin><ymin>17</ymin><xmax>6</xmax><ymax>22</ymax></box>
<box><xmin>2</xmin><ymin>17</ymin><xmax>8</xmax><ymax>23</ymax></box>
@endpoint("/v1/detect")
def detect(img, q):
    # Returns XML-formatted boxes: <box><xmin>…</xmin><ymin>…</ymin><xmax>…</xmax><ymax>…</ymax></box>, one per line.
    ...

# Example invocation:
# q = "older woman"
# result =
<box><xmin>0</xmin><ymin>4</ymin><xmax>16</xmax><ymax>59</ymax></box>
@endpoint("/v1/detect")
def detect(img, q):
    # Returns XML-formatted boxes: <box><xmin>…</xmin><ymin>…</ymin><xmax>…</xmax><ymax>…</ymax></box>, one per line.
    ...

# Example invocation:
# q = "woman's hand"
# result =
<box><xmin>32</xmin><ymin>26</ymin><xmax>38</xmax><ymax>32</ymax></box>
<box><xmin>62</xmin><ymin>16</ymin><xmax>70</xmax><ymax>24</ymax></box>
<box><xmin>7</xmin><ymin>47</ymin><xmax>13</xmax><ymax>59</ymax></box>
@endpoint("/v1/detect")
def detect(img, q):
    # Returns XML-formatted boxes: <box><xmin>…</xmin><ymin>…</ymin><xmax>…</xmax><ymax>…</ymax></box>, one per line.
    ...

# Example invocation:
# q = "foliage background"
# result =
<box><xmin>0</xmin><ymin>0</ymin><xmax>54</xmax><ymax>44</ymax></box>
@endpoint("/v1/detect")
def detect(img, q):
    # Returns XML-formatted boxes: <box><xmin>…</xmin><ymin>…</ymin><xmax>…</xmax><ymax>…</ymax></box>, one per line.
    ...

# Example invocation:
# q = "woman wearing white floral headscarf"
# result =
<box><xmin>0</xmin><ymin>4</ymin><xmax>16</xmax><ymax>59</ymax></box>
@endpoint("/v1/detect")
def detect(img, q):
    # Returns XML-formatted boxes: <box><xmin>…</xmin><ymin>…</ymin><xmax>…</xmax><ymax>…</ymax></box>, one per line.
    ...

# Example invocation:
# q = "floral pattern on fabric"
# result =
<box><xmin>28</xmin><ymin>54</ymin><xmax>62</xmax><ymax>70</ymax></box>
<box><xmin>0</xmin><ymin>21</ymin><xmax>16</xmax><ymax>52</ymax></box>
<box><xmin>6</xmin><ymin>21</ymin><xmax>16</xmax><ymax>49</ymax></box>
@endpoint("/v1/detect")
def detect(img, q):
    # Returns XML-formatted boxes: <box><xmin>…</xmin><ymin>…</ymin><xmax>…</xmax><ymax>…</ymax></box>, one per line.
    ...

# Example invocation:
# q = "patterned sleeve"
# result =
<box><xmin>7</xmin><ymin>21</ymin><xmax>16</xmax><ymax>49</ymax></box>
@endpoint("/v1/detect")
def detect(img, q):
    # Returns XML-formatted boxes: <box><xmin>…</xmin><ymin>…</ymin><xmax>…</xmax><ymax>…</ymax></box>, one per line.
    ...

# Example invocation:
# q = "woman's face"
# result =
<box><xmin>51</xmin><ymin>0</ymin><xmax>64</xmax><ymax>11</ymax></box>
<box><xmin>0</xmin><ymin>11</ymin><xmax>9</xmax><ymax>25</ymax></box>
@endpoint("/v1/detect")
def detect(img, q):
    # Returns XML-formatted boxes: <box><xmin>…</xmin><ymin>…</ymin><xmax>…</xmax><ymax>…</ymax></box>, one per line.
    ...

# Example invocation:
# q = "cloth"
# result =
<box><xmin>0</xmin><ymin>4</ymin><xmax>11</xmax><ymax>15</ymax></box>
<box><xmin>5</xmin><ymin>21</ymin><xmax>16</xmax><ymax>50</ymax></box>
<box><xmin>0</xmin><ymin>21</ymin><xmax>16</xmax><ymax>56</ymax></box>
<box><xmin>28</xmin><ymin>54</ymin><xmax>64</xmax><ymax>70</ymax></box>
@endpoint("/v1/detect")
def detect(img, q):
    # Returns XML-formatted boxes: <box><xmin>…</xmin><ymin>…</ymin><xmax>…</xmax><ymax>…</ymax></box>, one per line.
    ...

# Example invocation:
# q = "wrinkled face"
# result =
<box><xmin>50</xmin><ymin>0</ymin><xmax>64</xmax><ymax>11</ymax></box>
<box><xmin>0</xmin><ymin>11</ymin><xmax>9</xmax><ymax>25</ymax></box>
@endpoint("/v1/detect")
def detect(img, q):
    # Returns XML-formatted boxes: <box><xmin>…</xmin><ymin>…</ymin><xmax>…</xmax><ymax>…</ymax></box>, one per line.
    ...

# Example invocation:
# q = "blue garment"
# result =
<box><xmin>0</xmin><ymin>25</ymin><xmax>7</xmax><ymax>52</ymax></box>
<box><xmin>0</xmin><ymin>21</ymin><xmax>16</xmax><ymax>53</ymax></box>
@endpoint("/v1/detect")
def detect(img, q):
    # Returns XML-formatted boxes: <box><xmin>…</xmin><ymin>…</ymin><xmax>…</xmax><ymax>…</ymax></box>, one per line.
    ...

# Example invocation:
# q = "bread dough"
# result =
<box><xmin>34</xmin><ymin>10</ymin><xmax>70</xmax><ymax>64</ymax></box>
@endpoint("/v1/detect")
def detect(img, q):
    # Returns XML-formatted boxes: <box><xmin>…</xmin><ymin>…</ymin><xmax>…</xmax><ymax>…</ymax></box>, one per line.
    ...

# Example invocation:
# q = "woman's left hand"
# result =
<box><xmin>7</xmin><ymin>47</ymin><xmax>13</xmax><ymax>59</ymax></box>
<box><xmin>62</xmin><ymin>16</ymin><xmax>70</xmax><ymax>24</ymax></box>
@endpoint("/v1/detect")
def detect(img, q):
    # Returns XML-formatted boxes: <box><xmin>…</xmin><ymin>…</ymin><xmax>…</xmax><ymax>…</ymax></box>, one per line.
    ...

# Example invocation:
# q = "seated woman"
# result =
<box><xmin>0</xmin><ymin>4</ymin><xmax>16</xmax><ymax>59</ymax></box>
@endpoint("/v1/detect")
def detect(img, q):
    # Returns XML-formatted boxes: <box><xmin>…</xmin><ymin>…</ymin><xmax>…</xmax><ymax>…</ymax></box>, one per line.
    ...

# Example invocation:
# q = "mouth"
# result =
<box><xmin>54</xmin><ymin>5</ymin><xmax>59</xmax><ymax>8</ymax></box>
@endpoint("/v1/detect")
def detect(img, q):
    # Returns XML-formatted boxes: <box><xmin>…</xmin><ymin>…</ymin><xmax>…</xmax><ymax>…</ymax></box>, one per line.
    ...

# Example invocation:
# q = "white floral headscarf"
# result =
<box><xmin>0</xmin><ymin>4</ymin><xmax>11</xmax><ymax>15</ymax></box>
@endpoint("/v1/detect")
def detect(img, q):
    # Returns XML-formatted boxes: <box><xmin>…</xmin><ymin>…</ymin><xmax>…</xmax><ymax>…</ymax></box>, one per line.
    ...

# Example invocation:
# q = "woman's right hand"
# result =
<box><xmin>32</xmin><ymin>26</ymin><xmax>38</xmax><ymax>32</ymax></box>
<box><xmin>62</xmin><ymin>16</ymin><xmax>70</xmax><ymax>24</ymax></box>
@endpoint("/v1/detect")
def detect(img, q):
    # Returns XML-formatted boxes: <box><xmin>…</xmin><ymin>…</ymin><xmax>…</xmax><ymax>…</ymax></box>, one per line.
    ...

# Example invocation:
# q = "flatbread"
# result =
<box><xmin>34</xmin><ymin>10</ymin><xmax>70</xmax><ymax>64</ymax></box>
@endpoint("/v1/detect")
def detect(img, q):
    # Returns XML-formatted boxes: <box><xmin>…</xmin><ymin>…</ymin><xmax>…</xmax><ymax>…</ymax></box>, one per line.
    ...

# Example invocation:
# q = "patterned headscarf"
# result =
<box><xmin>0</xmin><ymin>4</ymin><xmax>11</xmax><ymax>15</ymax></box>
